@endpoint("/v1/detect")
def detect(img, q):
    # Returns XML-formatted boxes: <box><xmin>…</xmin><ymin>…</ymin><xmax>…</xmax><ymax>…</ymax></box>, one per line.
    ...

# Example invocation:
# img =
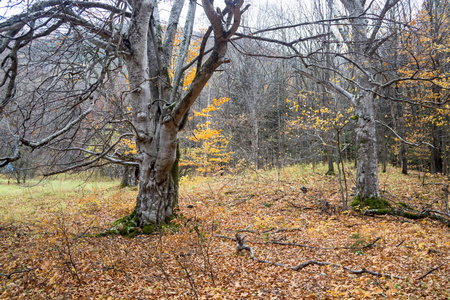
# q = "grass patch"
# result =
<box><xmin>0</xmin><ymin>175</ymin><xmax>125</xmax><ymax>223</ymax></box>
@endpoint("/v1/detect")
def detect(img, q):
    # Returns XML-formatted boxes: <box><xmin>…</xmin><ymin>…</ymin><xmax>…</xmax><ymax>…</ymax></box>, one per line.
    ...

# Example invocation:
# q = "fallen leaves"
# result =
<box><xmin>0</xmin><ymin>166</ymin><xmax>449</xmax><ymax>299</ymax></box>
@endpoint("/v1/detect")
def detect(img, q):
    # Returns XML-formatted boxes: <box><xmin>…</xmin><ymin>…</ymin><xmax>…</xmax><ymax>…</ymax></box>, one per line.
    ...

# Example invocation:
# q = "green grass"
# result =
<box><xmin>0</xmin><ymin>175</ymin><xmax>118</xmax><ymax>223</ymax></box>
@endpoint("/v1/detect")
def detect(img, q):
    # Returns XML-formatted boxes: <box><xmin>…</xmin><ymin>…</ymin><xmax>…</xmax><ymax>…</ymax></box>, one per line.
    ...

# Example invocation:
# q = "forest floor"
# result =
<box><xmin>0</xmin><ymin>165</ymin><xmax>449</xmax><ymax>299</ymax></box>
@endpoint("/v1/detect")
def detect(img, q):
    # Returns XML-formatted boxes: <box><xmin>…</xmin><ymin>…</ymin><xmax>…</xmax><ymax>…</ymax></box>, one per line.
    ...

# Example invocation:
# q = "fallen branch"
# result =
<box><xmin>272</xmin><ymin>227</ymin><xmax>303</xmax><ymax>234</ymax></box>
<box><xmin>216</xmin><ymin>234</ymin><xmax>330</xmax><ymax>249</ymax></box>
<box><xmin>396</xmin><ymin>239</ymin><xmax>406</xmax><ymax>247</ymax></box>
<box><xmin>363</xmin><ymin>208</ymin><xmax>449</xmax><ymax>226</ymax></box>
<box><xmin>232</xmin><ymin>234</ymin><xmax>403</xmax><ymax>279</ymax></box>
<box><xmin>423</xmin><ymin>209</ymin><xmax>450</xmax><ymax>218</ymax></box>
<box><xmin>341</xmin><ymin>266</ymin><xmax>402</xmax><ymax>279</ymax></box>
<box><xmin>291</xmin><ymin>260</ymin><xmax>336</xmax><ymax>271</ymax></box>
<box><xmin>0</xmin><ymin>267</ymin><xmax>37</xmax><ymax>279</ymax></box>
<box><xmin>235</xmin><ymin>233</ymin><xmax>254</xmax><ymax>258</ymax></box>
<box><xmin>361</xmin><ymin>237</ymin><xmax>382</xmax><ymax>249</ymax></box>
<box><xmin>417</xmin><ymin>263</ymin><xmax>444</xmax><ymax>280</ymax></box>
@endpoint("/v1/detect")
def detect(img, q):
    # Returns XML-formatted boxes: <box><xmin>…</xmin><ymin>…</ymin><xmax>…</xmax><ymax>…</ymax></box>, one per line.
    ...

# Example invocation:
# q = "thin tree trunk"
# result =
<box><xmin>326</xmin><ymin>146</ymin><xmax>335</xmax><ymax>175</ymax></box>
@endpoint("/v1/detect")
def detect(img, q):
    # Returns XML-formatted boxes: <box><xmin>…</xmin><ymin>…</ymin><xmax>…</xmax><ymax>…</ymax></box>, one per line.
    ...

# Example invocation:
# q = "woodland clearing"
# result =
<box><xmin>0</xmin><ymin>165</ymin><xmax>449</xmax><ymax>299</ymax></box>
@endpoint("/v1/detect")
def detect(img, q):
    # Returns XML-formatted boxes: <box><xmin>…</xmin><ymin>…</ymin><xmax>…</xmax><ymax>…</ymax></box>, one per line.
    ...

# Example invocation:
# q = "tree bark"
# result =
<box><xmin>124</xmin><ymin>0</ymin><xmax>244</xmax><ymax>226</ymax></box>
<box><xmin>355</xmin><ymin>88</ymin><xmax>379</xmax><ymax>200</ymax></box>
<box><xmin>121</xmin><ymin>165</ymin><xmax>138</xmax><ymax>187</ymax></box>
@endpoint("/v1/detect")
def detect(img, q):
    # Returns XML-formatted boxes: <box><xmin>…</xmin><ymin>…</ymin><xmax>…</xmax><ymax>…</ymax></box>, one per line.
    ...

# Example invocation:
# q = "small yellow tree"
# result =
<box><xmin>182</xmin><ymin>97</ymin><xmax>233</xmax><ymax>175</ymax></box>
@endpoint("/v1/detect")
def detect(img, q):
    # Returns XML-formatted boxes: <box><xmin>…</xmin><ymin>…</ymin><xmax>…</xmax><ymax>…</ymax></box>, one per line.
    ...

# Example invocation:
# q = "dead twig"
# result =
<box><xmin>361</xmin><ymin>237</ymin><xmax>382</xmax><ymax>249</ymax></box>
<box><xmin>396</xmin><ymin>239</ymin><xmax>406</xmax><ymax>247</ymax></box>
<box><xmin>0</xmin><ymin>267</ymin><xmax>37</xmax><ymax>279</ymax></box>
<box><xmin>417</xmin><ymin>263</ymin><xmax>444</xmax><ymax>280</ymax></box>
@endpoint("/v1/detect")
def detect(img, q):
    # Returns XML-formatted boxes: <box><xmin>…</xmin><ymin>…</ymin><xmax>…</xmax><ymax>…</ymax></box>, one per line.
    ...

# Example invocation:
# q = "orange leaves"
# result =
<box><xmin>118</xmin><ymin>136</ymin><xmax>137</xmax><ymax>155</ymax></box>
<box><xmin>1</xmin><ymin>166</ymin><xmax>450</xmax><ymax>298</ymax></box>
<box><xmin>169</xmin><ymin>28</ymin><xmax>202</xmax><ymax>90</ymax></box>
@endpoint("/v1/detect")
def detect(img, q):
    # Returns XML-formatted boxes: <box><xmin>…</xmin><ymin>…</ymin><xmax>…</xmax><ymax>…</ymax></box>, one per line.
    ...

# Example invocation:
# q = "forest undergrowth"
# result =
<box><xmin>0</xmin><ymin>165</ymin><xmax>449</xmax><ymax>299</ymax></box>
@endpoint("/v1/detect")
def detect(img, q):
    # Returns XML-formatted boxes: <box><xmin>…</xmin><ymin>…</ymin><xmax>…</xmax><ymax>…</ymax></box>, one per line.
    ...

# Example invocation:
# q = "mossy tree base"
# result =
<box><xmin>98</xmin><ymin>211</ymin><xmax>180</xmax><ymax>238</ymax></box>
<box><xmin>350</xmin><ymin>196</ymin><xmax>391</xmax><ymax>211</ymax></box>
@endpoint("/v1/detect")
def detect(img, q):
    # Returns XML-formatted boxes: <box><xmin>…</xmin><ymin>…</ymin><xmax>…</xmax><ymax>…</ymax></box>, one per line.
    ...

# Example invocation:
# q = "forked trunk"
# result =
<box><xmin>124</xmin><ymin>0</ymin><xmax>244</xmax><ymax>226</ymax></box>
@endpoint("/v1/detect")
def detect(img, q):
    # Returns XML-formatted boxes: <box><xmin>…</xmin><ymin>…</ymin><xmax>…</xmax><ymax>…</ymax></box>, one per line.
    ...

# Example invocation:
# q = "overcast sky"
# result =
<box><xmin>0</xmin><ymin>0</ymin><xmax>298</xmax><ymax>29</ymax></box>
<box><xmin>158</xmin><ymin>0</ymin><xmax>299</xmax><ymax>30</ymax></box>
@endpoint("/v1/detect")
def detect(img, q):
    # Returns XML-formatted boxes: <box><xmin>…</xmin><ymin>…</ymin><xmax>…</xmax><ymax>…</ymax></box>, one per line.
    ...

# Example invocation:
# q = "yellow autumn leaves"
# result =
<box><xmin>182</xmin><ymin>97</ymin><xmax>234</xmax><ymax>174</ymax></box>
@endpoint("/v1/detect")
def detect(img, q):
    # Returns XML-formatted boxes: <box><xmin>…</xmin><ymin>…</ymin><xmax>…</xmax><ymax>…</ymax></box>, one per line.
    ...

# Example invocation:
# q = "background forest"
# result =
<box><xmin>1</xmin><ymin>0</ymin><xmax>449</xmax><ymax>186</ymax></box>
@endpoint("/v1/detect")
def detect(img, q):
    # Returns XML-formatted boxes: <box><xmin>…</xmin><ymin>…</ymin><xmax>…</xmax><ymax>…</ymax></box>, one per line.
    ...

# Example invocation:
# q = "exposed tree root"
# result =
<box><xmin>363</xmin><ymin>208</ymin><xmax>450</xmax><ymax>226</ymax></box>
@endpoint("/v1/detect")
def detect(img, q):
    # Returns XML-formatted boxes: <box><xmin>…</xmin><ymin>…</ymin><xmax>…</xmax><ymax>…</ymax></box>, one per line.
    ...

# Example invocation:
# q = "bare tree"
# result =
<box><xmin>0</xmin><ymin>0</ymin><xmax>247</xmax><ymax>226</ymax></box>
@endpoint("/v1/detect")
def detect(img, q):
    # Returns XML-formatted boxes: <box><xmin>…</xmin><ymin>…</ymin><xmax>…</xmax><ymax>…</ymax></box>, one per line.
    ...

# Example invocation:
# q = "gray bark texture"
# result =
<box><xmin>339</xmin><ymin>0</ymin><xmax>398</xmax><ymax>201</ymax></box>
<box><xmin>125</xmin><ymin>0</ymin><xmax>245</xmax><ymax>225</ymax></box>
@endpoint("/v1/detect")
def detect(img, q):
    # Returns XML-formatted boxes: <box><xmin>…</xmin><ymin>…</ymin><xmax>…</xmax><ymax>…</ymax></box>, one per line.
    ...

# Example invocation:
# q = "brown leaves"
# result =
<box><xmin>0</xmin><ymin>166</ymin><xmax>449</xmax><ymax>299</ymax></box>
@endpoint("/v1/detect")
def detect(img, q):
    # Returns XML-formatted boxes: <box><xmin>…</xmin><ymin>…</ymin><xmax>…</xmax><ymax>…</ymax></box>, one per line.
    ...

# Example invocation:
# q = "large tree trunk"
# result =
<box><xmin>124</xmin><ymin>0</ymin><xmax>244</xmax><ymax>226</ymax></box>
<box><xmin>135</xmin><ymin>138</ymin><xmax>180</xmax><ymax>225</ymax></box>
<box><xmin>339</xmin><ymin>0</ymin><xmax>387</xmax><ymax>202</ymax></box>
<box><xmin>355</xmin><ymin>89</ymin><xmax>379</xmax><ymax>200</ymax></box>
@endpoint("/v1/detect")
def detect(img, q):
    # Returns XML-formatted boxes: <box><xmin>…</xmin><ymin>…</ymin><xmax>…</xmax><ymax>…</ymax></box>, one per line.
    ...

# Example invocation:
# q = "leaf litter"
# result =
<box><xmin>0</xmin><ymin>165</ymin><xmax>449</xmax><ymax>299</ymax></box>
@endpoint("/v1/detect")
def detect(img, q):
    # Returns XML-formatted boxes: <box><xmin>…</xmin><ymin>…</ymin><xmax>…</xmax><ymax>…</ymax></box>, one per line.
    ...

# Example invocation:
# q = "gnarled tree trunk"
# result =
<box><xmin>125</xmin><ymin>0</ymin><xmax>245</xmax><ymax>226</ymax></box>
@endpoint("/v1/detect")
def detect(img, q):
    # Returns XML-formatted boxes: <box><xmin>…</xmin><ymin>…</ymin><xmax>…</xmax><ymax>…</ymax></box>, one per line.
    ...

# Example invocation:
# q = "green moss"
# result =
<box><xmin>351</xmin><ymin>195</ymin><xmax>391</xmax><ymax>211</ymax></box>
<box><xmin>98</xmin><ymin>211</ymin><xmax>181</xmax><ymax>238</ymax></box>
<box><xmin>142</xmin><ymin>223</ymin><xmax>158</xmax><ymax>234</ymax></box>
<box><xmin>397</xmin><ymin>201</ymin><xmax>415</xmax><ymax>211</ymax></box>
<box><xmin>401</xmin><ymin>211</ymin><xmax>420</xmax><ymax>219</ymax></box>
<box><xmin>99</xmin><ymin>211</ymin><xmax>139</xmax><ymax>237</ymax></box>
<box><xmin>113</xmin><ymin>210</ymin><xmax>137</xmax><ymax>226</ymax></box>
